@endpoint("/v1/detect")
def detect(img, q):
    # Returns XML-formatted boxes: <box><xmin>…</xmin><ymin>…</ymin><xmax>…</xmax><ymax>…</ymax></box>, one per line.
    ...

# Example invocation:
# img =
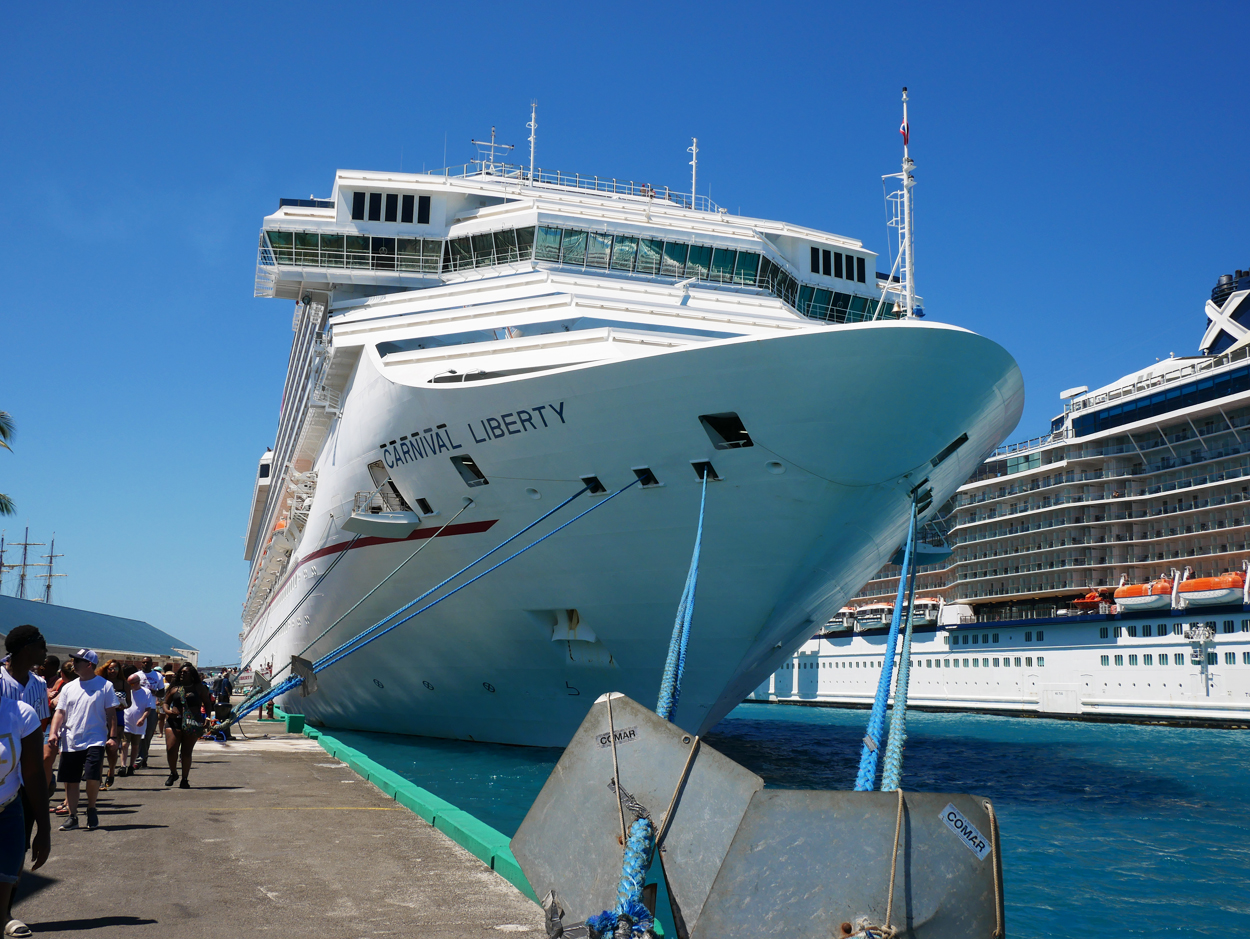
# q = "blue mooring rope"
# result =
<box><xmin>854</xmin><ymin>494</ymin><xmax>919</xmax><ymax>791</ymax></box>
<box><xmin>585</xmin><ymin>818</ymin><xmax>656</xmax><ymax>939</ymax></box>
<box><xmin>656</xmin><ymin>471</ymin><xmax>708</xmax><ymax>723</ymax></box>
<box><xmin>231</xmin><ymin>478</ymin><xmax>642</xmax><ymax>725</ymax></box>
<box><xmin>881</xmin><ymin>502</ymin><xmax>922</xmax><ymax>792</ymax></box>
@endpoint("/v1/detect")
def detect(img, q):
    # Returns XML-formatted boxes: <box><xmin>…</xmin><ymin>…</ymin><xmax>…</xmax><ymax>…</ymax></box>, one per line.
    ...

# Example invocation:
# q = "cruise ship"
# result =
<box><xmin>763</xmin><ymin>269</ymin><xmax>1250</xmax><ymax>726</ymax></box>
<box><xmin>239</xmin><ymin>112</ymin><xmax>1023</xmax><ymax>746</ymax></box>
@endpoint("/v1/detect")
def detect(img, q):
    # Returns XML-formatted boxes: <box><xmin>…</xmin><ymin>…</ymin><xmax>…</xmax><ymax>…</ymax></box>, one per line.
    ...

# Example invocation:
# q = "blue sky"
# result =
<box><xmin>1</xmin><ymin>2</ymin><xmax>1246</xmax><ymax>663</ymax></box>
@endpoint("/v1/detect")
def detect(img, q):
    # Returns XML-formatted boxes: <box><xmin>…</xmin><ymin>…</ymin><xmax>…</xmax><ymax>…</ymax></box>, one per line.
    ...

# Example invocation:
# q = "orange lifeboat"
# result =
<box><xmin>1113</xmin><ymin>576</ymin><xmax>1173</xmax><ymax>612</ymax></box>
<box><xmin>1070</xmin><ymin>590</ymin><xmax>1108</xmax><ymax>612</ymax></box>
<box><xmin>1176</xmin><ymin>571</ymin><xmax>1245</xmax><ymax>607</ymax></box>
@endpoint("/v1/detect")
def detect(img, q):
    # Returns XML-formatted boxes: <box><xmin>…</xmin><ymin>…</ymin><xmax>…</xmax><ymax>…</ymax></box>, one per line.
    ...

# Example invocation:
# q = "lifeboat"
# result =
<box><xmin>1176</xmin><ymin>571</ymin><xmax>1245</xmax><ymax>607</ymax></box>
<box><xmin>853</xmin><ymin>603</ymin><xmax>893</xmax><ymax>629</ymax></box>
<box><xmin>1113</xmin><ymin>575</ymin><xmax>1174</xmax><ymax>612</ymax></box>
<box><xmin>1070</xmin><ymin>590</ymin><xmax>1109</xmax><ymax>612</ymax></box>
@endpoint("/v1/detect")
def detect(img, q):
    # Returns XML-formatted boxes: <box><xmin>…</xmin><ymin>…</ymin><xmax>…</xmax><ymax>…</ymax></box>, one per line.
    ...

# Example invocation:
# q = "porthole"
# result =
<box><xmin>422</xmin><ymin>680</ymin><xmax>434</xmax><ymax>691</ymax></box>
<box><xmin>483</xmin><ymin>682</ymin><xmax>496</xmax><ymax>693</ymax></box>
<box><xmin>373</xmin><ymin>678</ymin><xmax>385</xmax><ymax>689</ymax></box>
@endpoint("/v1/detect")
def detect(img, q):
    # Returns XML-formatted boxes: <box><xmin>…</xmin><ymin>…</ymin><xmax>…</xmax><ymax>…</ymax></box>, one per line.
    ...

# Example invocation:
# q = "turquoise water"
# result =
<box><xmin>335</xmin><ymin>704</ymin><xmax>1250</xmax><ymax>938</ymax></box>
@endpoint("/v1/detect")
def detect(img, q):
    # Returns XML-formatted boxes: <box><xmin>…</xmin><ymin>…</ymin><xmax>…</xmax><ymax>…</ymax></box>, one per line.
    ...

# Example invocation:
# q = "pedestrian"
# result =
<box><xmin>164</xmin><ymin>663</ymin><xmax>212</xmax><ymax>789</ymax></box>
<box><xmin>0</xmin><ymin>692</ymin><xmax>50</xmax><ymax>939</ymax></box>
<box><xmin>0</xmin><ymin>627</ymin><xmax>51</xmax><ymax>879</ymax></box>
<box><xmin>47</xmin><ymin>650</ymin><xmax>116</xmax><ymax>832</ymax></box>
<box><xmin>37</xmin><ymin>655</ymin><xmax>59</xmax><ymax>795</ymax></box>
<box><xmin>121</xmin><ymin>674</ymin><xmax>154</xmax><ymax>776</ymax></box>
<box><xmin>95</xmin><ymin>660</ymin><xmax>126</xmax><ymax>791</ymax></box>
<box><xmin>137</xmin><ymin>656</ymin><xmax>165</xmax><ymax>768</ymax></box>
<box><xmin>47</xmin><ymin>661</ymin><xmax>76</xmax><ymax>817</ymax></box>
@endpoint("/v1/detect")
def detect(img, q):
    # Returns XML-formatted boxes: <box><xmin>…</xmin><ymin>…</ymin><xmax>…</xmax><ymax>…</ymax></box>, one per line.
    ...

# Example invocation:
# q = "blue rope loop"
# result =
<box><xmin>230</xmin><ymin>478</ymin><xmax>642</xmax><ymax>726</ymax></box>
<box><xmin>854</xmin><ymin>495</ymin><xmax>919</xmax><ymax>791</ymax></box>
<box><xmin>656</xmin><ymin>472</ymin><xmax>708</xmax><ymax>723</ymax></box>
<box><xmin>586</xmin><ymin>817</ymin><xmax>655</xmax><ymax>939</ymax></box>
<box><xmin>881</xmin><ymin>510</ymin><xmax>923</xmax><ymax>792</ymax></box>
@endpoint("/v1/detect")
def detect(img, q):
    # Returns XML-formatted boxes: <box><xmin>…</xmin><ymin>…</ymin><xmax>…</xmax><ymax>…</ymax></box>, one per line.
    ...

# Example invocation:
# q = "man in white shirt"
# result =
<box><xmin>47</xmin><ymin>650</ymin><xmax>115</xmax><ymax>832</ymax></box>
<box><xmin>0</xmin><ymin>626</ymin><xmax>50</xmax><ymax>726</ymax></box>
<box><xmin>0</xmin><ymin>695</ymin><xmax>49</xmax><ymax>939</ymax></box>
<box><xmin>137</xmin><ymin>657</ymin><xmax>165</xmax><ymax>768</ymax></box>
<box><xmin>121</xmin><ymin>674</ymin><xmax>154</xmax><ymax>776</ymax></box>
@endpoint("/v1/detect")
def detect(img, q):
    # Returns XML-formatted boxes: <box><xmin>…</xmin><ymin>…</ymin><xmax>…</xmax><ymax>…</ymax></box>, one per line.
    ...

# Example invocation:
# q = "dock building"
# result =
<box><xmin>0</xmin><ymin>594</ymin><xmax>198</xmax><ymax>666</ymax></box>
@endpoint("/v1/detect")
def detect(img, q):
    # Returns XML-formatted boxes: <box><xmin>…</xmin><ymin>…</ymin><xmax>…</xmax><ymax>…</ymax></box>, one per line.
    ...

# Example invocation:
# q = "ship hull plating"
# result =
<box><xmin>242</xmin><ymin>322</ymin><xmax>1022</xmax><ymax>745</ymax></box>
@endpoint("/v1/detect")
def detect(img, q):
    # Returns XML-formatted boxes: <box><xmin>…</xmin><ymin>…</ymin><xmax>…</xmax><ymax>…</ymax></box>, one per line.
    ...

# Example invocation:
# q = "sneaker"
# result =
<box><xmin>58</xmin><ymin>815</ymin><xmax>79</xmax><ymax>831</ymax></box>
<box><xmin>85</xmin><ymin>809</ymin><xmax>99</xmax><ymax>831</ymax></box>
<box><xmin>165</xmin><ymin>772</ymin><xmax>178</xmax><ymax>787</ymax></box>
<box><xmin>179</xmin><ymin>779</ymin><xmax>190</xmax><ymax>789</ymax></box>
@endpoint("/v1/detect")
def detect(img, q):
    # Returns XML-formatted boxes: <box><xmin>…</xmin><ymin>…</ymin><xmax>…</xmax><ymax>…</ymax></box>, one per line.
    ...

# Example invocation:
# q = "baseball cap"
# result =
<box><xmin>72</xmin><ymin>649</ymin><xmax>100</xmax><ymax>666</ymax></box>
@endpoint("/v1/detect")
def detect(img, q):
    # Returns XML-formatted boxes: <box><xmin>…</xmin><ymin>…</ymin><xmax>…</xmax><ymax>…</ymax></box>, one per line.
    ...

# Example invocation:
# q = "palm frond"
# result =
<box><xmin>0</xmin><ymin>411</ymin><xmax>12</xmax><ymax>451</ymax></box>
<box><xmin>0</xmin><ymin>493</ymin><xmax>14</xmax><ymax>516</ymax></box>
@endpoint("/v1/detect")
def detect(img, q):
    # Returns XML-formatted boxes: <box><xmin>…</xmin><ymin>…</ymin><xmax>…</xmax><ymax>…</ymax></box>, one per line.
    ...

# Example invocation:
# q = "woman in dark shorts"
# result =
<box><xmin>163</xmin><ymin>664</ymin><xmax>212</xmax><ymax>789</ymax></box>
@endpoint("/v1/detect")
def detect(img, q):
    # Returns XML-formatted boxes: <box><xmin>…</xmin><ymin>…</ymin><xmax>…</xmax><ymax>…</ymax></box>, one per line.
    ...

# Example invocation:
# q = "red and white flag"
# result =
<box><xmin>900</xmin><ymin>120</ymin><xmax>910</xmax><ymax>146</ymax></box>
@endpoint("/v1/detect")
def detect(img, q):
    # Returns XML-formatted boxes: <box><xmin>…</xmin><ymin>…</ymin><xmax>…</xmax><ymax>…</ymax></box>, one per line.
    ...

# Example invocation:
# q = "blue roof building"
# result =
<box><xmin>0</xmin><ymin>595</ymin><xmax>198</xmax><ymax>664</ymax></box>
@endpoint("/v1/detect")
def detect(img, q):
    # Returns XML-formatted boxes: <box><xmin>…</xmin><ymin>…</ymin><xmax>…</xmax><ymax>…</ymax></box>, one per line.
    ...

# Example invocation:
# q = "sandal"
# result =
<box><xmin>5</xmin><ymin>918</ymin><xmax>33</xmax><ymax>938</ymax></box>
<box><xmin>53</xmin><ymin>802</ymin><xmax>70</xmax><ymax>816</ymax></box>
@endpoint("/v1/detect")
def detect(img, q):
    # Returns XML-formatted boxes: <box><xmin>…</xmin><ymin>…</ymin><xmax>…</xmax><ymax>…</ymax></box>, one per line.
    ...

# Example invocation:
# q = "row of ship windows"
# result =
<box><xmin>1102</xmin><ymin>652</ymin><xmax>1250</xmax><ymax>665</ymax></box>
<box><xmin>1072</xmin><ymin>366</ymin><xmax>1250</xmax><ymax>437</ymax></box>
<box><xmin>1101</xmin><ymin>621</ymin><xmax>1250</xmax><ymax>638</ymax></box>
<box><xmin>349</xmin><ymin>191</ymin><xmax>433</xmax><ymax>225</ymax></box>
<box><xmin>786</xmin><ymin>656</ymin><xmax>1045</xmax><ymax>669</ymax></box>
<box><xmin>261</xmin><ymin>225</ymin><xmax>901</xmax><ymax>323</ymax></box>
<box><xmin>943</xmin><ymin>630</ymin><xmax>1043</xmax><ymax>645</ymax></box>
<box><xmin>809</xmin><ymin>246</ymin><xmax>867</xmax><ymax>283</ymax></box>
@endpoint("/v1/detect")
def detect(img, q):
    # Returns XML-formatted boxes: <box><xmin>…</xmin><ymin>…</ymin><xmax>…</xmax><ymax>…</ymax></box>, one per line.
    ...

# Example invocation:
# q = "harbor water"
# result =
<box><xmin>332</xmin><ymin>704</ymin><xmax>1250</xmax><ymax>938</ymax></box>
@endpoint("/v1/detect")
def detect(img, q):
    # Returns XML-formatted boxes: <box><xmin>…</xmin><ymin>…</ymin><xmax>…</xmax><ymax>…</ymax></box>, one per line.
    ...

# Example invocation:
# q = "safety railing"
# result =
<box><xmin>1067</xmin><ymin>343</ymin><xmax>1250</xmax><ymax>414</ymax></box>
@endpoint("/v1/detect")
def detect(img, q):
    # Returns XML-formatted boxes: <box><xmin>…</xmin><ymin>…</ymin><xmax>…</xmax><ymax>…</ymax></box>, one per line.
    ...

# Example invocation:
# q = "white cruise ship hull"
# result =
<box><xmin>242</xmin><ymin>320</ymin><xmax>1022</xmax><ymax>745</ymax></box>
<box><xmin>763</xmin><ymin>613</ymin><xmax>1250</xmax><ymax>726</ymax></box>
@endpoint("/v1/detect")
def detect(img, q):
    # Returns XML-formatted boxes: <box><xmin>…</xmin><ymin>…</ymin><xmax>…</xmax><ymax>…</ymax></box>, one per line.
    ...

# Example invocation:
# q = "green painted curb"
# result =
<box><xmin>301</xmin><ymin>726</ymin><xmax>322</xmax><ymax>739</ymax></box>
<box><xmin>434</xmin><ymin>808</ymin><xmax>511</xmax><ymax>865</ymax></box>
<box><xmin>492</xmin><ymin>846</ymin><xmax>540</xmax><ymax>903</ymax></box>
<box><xmin>284</xmin><ymin>714</ymin><xmax>305</xmax><ymax>733</ymax></box>
<box><xmin>393</xmin><ymin>783</ymin><xmax>458</xmax><ymax>824</ymax></box>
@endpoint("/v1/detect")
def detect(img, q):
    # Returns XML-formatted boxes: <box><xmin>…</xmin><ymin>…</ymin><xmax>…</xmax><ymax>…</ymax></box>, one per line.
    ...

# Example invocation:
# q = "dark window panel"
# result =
<box><xmin>449</xmin><ymin>236</ymin><xmax>473</xmax><ymax>271</ymax></box>
<box><xmin>534</xmin><ymin>226</ymin><xmax>563</xmax><ymax>261</ymax></box>
<box><xmin>471</xmin><ymin>233</ymin><xmax>495</xmax><ymax>267</ymax></box>
<box><xmin>822</xmin><ymin>249</ymin><xmax>832</xmax><ymax>276</ymax></box>
<box><xmin>732</xmin><ymin>251</ymin><xmax>759</xmax><ymax>286</ymax></box>
<box><xmin>346</xmin><ymin>235</ymin><xmax>370</xmax><ymax>269</ymax></box>
<box><xmin>417</xmin><ymin>195</ymin><xmax>431</xmax><ymax>224</ymax></box>
<box><xmin>857</xmin><ymin>256</ymin><xmax>866</xmax><ymax>283</ymax></box>
<box><xmin>636</xmin><ymin>238</ymin><xmax>664</xmax><ymax>274</ymax></box>
<box><xmin>834</xmin><ymin>252</ymin><xmax>843</xmax><ymax>279</ymax></box>
<box><xmin>368</xmin><ymin>192</ymin><xmax>382</xmax><ymax>221</ymax></box>
<box><xmin>709</xmin><ymin>247</ymin><xmax>735</xmax><ymax>283</ymax></box>
<box><xmin>610</xmin><ymin>235</ymin><xmax>638</xmax><ymax>272</ymax></box>
<box><xmin>320</xmin><ymin>233</ymin><xmax>345</xmax><ymax>268</ymax></box>
<box><xmin>685</xmin><ymin>244</ymin><xmax>711</xmax><ymax>279</ymax></box>
<box><xmin>585</xmin><ymin>232</ymin><xmax>612</xmax><ymax>269</ymax></box>
<box><xmin>494</xmin><ymin>229</ymin><xmax>519</xmax><ymax>263</ymax></box>
<box><xmin>371</xmin><ymin>236</ymin><xmax>396</xmax><ymax>270</ymax></box>
<box><xmin>810</xmin><ymin>246</ymin><xmax>820</xmax><ymax>273</ymax></box>
<box><xmin>401</xmin><ymin>194</ymin><xmax>415</xmax><ymax>224</ymax></box>
<box><xmin>385</xmin><ymin>193</ymin><xmax>399</xmax><ymax>222</ymax></box>
<box><xmin>661</xmin><ymin>241</ymin><xmax>688</xmax><ymax>276</ymax></box>
<box><xmin>351</xmin><ymin>192</ymin><xmax>366</xmax><ymax>221</ymax></box>
<box><xmin>514</xmin><ymin>226</ymin><xmax>536</xmax><ymax>259</ymax></box>
<box><xmin>561</xmin><ymin>230</ymin><xmax>588</xmax><ymax>265</ymax></box>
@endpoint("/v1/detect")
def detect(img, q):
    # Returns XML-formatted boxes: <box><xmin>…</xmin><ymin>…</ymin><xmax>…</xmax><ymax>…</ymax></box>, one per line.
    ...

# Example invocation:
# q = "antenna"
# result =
<box><xmin>688</xmin><ymin>137</ymin><xmax>698</xmax><ymax>209</ymax></box>
<box><xmin>42</xmin><ymin>534</ymin><xmax>65</xmax><ymax>604</ymax></box>
<box><xmin>527</xmin><ymin>102</ymin><xmax>537</xmax><ymax>181</ymax></box>
<box><xmin>470</xmin><ymin>126</ymin><xmax>515</xmax><ymax>175</ymax></box>
<box><xmin>900</xmin><ymin>87</ymin><xmax>916</xmax><ymax>318</ymax></box>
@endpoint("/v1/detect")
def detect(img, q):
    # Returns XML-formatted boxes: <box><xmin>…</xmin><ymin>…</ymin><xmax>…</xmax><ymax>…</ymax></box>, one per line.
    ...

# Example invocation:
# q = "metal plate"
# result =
<box><xmin>690</xmin><ymin>790</ymin><xmax>1005</xmax><ymax>939</ymax></box>
<box><xmin>510</xmin><ymin>693</ymin><xmax>763</xmax><ymax>932</ymax></box>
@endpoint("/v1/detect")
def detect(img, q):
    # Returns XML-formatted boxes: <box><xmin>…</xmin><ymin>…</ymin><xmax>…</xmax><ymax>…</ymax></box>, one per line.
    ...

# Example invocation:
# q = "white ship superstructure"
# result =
<box><xmin>239</xmin><ymin>124</ymin><xmax>1023</xmax><ymax>746</ymax></box>
<box><xmin>764</xmin><ymin>266</ymin><xmax>1250</xmax><ymax>726</ymax></box>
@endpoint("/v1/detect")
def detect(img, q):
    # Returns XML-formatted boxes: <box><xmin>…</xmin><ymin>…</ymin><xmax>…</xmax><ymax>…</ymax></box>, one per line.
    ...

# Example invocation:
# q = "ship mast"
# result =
<box><xmin>900</xmin><ymin>87</ymin><xmax>916</xmax><ymax>318</ymax></box>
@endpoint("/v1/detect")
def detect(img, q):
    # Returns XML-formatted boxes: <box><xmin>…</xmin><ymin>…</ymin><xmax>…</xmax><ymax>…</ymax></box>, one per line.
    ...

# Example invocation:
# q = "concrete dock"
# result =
<box><xmin>14</xmin><ymin>718</ymin><xmax>544</xmax><ymax>937</ymax></box>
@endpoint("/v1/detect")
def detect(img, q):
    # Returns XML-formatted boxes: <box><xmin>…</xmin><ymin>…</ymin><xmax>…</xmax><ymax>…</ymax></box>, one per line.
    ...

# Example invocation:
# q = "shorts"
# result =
<box><xmin>0</xmin><ymin>797</ymin><xmax>25</xmax><ymax>884</ymax></box>
<box><xmin>124</xmin><ymin>732</ymin><xmax>143</xmax><ymax>754</ymax></box>
<box><xmin>58</xmin><ymin>746</ymin><xmax>105</xmax><ymax>784</ymax></box>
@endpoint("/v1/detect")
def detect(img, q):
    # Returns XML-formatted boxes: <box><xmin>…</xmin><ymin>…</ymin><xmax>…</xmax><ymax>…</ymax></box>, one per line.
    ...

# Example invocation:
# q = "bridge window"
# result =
<box><xmin>823</xmin><ymin>249</ymin><xmax>832</xmax><ymax>276</ymax></box>
<box><xmin>834</xmin><ymin>252</ymin><xmax>844</xmax><ymax>278</ymax></box>
<box><xmin>637</xmin><ymin>238</ymin><xmax>663</xmax><ymax>275</ymax></box>
<box><xmin>611</xmin><ymin>236</ymin><xmax>638</xmax><ymax>272</ymax></box>
<box><xmin>586</xmin><ymin>232</ymin><xmax>612</xmax><ymax>269</ymax></box>
<box><xmin>351</xmin><ymin>192</ymin><xmax>366</xmax><ymax>220</ymax></box>
<box><xmin>494</xmin><ymin>229</ymin><xmax>519</xmax><ymax>263</ymax></box>
<box><xmin>810</xmin><ymin>246</ymin><xmax>820</xmax><ymax>273</ymax></box>
<box><xmin>417</xmin><ymin>195</ymin><xmax>431</xmax><ymax>224</ymax></box>
<box><xmin>856</xmin><ymin>256</ymin><xmax>866</xmax><ymax>283</ymax></box>
<box><xmin>661</xmin><ymin>242</ymin><xmax>688</xmax><ymax>276</ymax></box>
<box><xmin>535</xmin><ymin>227</ymin><xmax>563</xmax><ymax>261</ymax></box>
<box><xmin>385</xmin><ymin>193</ymin><xmax>399</xmax><ymax>222</ymax></box>
<box><xmin>685</xmin><ymin>244</ymin><xmax>711</xmax><ymax>279</ymax></box>
<box><xmin>402</xmin><ymin>194</ymin><xmax>415</xmax><ymax>223</ymax></box>
<box><xmin>561</xmin><ymin>230</ymin><xmax>587</xmax><ymax>265</ymax></box>
<box><xmin>471</xmin><ymin>233</ymin><xmax>495</xmax><ymax>268</ymax></box>
<box><xmin>369</xmin><ymin>192</ymin><xmax>382</xmax><ymax>221</ymax></box>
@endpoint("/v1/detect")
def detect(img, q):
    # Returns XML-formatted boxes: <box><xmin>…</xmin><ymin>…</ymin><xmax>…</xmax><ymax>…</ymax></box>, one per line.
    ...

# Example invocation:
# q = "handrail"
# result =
<box><xmin>1066</xmin><ymin>344</ymin><xmax>1250</xmax><ymax>415</ymax></box>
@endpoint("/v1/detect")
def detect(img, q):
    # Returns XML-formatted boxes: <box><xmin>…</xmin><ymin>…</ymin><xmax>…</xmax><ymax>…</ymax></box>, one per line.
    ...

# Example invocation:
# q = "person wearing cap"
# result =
<box><xmin>121</xmin><ymin>673</ymin><xmax>154</xmax><ymax>776</ymax></box>
<box><xmin>46</xmin><ymin>650</ymin><xmax>116</xmax><ymax>832</ymax></box>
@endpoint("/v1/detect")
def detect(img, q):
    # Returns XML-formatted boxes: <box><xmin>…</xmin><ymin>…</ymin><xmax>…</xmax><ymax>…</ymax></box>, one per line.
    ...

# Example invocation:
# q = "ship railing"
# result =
<box><xmin>1066</xmin><ymin>343</ymin><xmax>1250</xmax><ymax>414</ymax></box>
<box><xmin>427</xmin><ymin>161</ymin><xmax>725</xmax><ymax>214</ymax></box>
<box><xmin>989</xmin><ymin>429</ymin><xmax>1068</xmax><ymax>458</ymax></box>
